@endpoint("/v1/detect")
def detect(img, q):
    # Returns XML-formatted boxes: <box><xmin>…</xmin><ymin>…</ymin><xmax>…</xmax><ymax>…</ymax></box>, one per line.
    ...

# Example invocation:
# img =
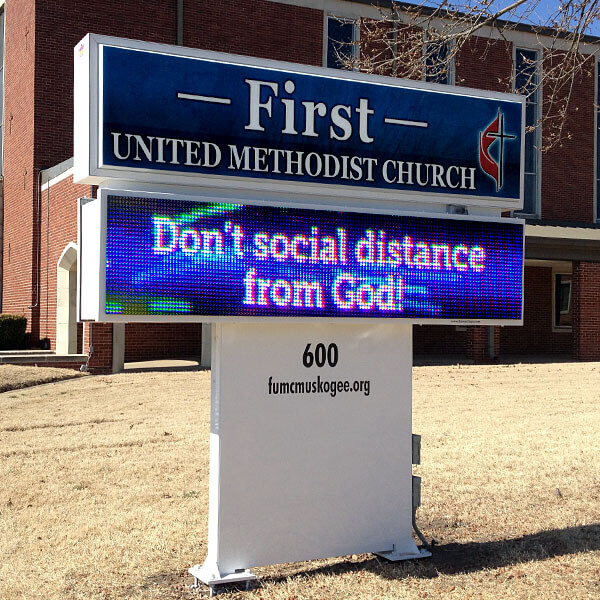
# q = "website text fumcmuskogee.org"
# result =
<box><xmin>267</xmin><ymin>375</ymin><xmax>370</xmax><ymax>398</ymax></box>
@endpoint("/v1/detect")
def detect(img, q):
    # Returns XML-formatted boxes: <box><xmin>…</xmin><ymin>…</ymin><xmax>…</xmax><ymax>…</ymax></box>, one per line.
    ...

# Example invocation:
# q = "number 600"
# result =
<box><xmin>302</xmin><ymin>343</ymin><xmax>338</xmax><ymax>368</ymax></box>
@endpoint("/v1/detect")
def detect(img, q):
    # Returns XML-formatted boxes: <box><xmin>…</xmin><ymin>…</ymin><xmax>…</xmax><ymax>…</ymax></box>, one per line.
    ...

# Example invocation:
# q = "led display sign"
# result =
<box><xmin>101</xmin><ymin>195</ymin><xmax>523</xmax><ymax>323</ymax></box>
<box><xmin>74</xmin><ymin>35</ymin><xmax>524</xmax><ymax>210</ymax></box>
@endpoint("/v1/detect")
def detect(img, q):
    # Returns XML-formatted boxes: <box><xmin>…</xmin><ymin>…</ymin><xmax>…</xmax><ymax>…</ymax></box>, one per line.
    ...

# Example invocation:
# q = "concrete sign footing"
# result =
<box><xmin>189</xmin><ymin>563</ymin><xmax>256</xmax><ymax>594</ymax></box>
<box><xmin>376</xmin><ymin>547</ymin><xmax>432</xmax><ymax>561</ymax></box>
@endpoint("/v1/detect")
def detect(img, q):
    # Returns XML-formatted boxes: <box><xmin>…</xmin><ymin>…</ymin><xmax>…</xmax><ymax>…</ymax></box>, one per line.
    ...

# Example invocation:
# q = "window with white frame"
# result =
<box><xmin>424</xmin><ymin>40</ymin><xmax>454</xmax><ymax>85</ymax></box>
<box><xmin>515</xmin><ymin>48</ymin><xmax>541</xmax><ymax>216</ymax></box>
<box><xmin>327</xmin><ymin>16</ymin><xmax>358</xmax><ymax>70</ymax></box>
<box><xmin>554</xmin><ymin>273</ymin><xmax>572</xmax><ymax>329</ymax></box>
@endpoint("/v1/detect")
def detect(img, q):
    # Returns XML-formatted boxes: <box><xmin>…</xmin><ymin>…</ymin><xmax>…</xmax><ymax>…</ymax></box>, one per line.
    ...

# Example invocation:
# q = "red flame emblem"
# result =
<box><xmin>479</xmin><ymin>109</ymin><xmax>516</xmax><ymax>192</ymax></box>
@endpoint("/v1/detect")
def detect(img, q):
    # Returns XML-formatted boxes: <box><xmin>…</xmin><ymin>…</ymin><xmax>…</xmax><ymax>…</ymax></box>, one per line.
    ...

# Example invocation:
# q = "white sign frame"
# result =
<box><xmin>77</xmin><ymin>184</ymin><xmax>524</xmax><ymax>326</ymax></box>
<box><xmin>74</xmin><ymin>33</ymin><xmax>525</xmax><ymax>212</ymax></box>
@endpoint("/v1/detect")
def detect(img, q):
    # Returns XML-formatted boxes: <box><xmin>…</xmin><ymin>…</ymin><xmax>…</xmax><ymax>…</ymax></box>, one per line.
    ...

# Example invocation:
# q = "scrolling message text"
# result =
<box><xmin>105</xmin><ymin>197</ymin><xmax>523</xmax><ymax>320</ymax></box>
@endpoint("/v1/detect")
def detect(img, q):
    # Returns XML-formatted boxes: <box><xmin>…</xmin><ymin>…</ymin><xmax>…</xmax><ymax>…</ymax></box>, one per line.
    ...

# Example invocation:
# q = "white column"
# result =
<box><xmin>112</xmin><ymin>323</ymin><xmax>125</xmax><ymax>373</ymax></box>
<box><xmin>201</xmin><ymin>323</ymin><xmax>212</xmax><ymax>368</ymax></box>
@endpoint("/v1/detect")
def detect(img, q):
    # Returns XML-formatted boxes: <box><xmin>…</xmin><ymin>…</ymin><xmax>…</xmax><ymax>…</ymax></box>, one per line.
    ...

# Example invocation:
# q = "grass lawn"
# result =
<box><xmin>0</xmin><ymin>362</ymin><xmax>598</xmax><ymax>599</ymax></box>
<box><xmin>0</xmin><ymin>364</ymin><xmax>86</xmax><ymax>393</ymax></box>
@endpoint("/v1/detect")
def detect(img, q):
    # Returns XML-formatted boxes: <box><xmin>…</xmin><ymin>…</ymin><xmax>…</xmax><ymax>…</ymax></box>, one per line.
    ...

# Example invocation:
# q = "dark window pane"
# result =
<box><xmin>327</xmin><ymin>18</ymin><xmax>355</xmax><ymax>69</ymax></box>
<box><xmin>554</xmin><ymin>274</ymin><xmax>572</xmax><ymax>327</ymax></box>
<box><xmin>525</xmin><ymin>100</ymin><xmax>537</xmax><ymax>127</ymax></box>
<box><xmin>524</xmin><ymin>130</ymin><xmax>537</xmax><ymax>173</ymax></box>
<box><xmin>523</xmin><ymin>173</ymin><xmax>537</xmax><ymax>214</ymax></box>
<box><xmin>515</xmin><ymin>48</ymin><xmax>538</xmax><ymax>95</ymax></box>
<box><xmin>516</xmin><ymin>48</ymin><xmax>539</xmax><ymax>216</ymax></box>
<box><xmin>425</xmin><ymin>42</ymin><xmax>451</xmax><ymax>84</ymax></box>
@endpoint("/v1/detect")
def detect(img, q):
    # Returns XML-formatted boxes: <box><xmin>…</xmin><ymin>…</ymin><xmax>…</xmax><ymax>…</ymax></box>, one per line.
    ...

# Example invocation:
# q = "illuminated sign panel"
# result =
<box><xmin>74</xmin><ymin>35</ymin><xmax>524</xmax><ymax>210</ymax></box>
<box><xmin>103</xmin><ymin>195</ymin><xmax>523</xmax><ymax>323</ymax></box>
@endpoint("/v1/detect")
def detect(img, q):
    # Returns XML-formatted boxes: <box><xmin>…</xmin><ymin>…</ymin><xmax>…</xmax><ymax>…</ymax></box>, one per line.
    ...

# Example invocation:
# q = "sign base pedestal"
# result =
<box><xmin>189</xmin><ymin>563</ymin><xmax>256</xmax><ymax>593</ymax></box>
<box><xmin>195</xmin><ymin>322</ymin><xmax>430</xmax><ymax>585</ymax></box>
<box><xmin>376</xmin><ymin>547</ymin><xmax>432</xmax><ymax>561</ymax></box>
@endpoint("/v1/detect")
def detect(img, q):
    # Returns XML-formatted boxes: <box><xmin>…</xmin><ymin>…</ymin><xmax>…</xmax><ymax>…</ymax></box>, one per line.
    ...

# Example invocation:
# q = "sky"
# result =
<box><xmin>408</xmin><ymin>1</ymin><xmax>600</xmax><ymax>37</ymax></box>
<box><xmin>498</xmin><ymin>0</ymin><xmax>600</xmax><ymax>36</ymax></box>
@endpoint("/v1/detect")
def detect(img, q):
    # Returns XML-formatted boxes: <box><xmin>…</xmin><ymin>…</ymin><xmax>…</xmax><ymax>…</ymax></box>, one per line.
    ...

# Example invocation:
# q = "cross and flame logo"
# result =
<box><xmin>479</xmin><ymin>109</ymin><xmax>517</xmax><ymax>192</ymax></box>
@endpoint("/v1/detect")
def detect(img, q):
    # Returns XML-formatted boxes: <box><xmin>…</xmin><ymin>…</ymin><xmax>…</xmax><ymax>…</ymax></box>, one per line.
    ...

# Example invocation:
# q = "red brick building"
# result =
<box><xmin>1</xmin><ymin>0</ymin><xmax>599</xmax><ymax>372</ymax></box>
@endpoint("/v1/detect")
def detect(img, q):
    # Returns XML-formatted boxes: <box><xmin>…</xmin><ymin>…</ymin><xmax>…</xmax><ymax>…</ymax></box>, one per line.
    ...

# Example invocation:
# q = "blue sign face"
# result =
<box><xmin>105</xmin><ymin>195</ymin><xmax>523</xmax><ymax>321</ymax></box>
<box><xmin>101</xmin><ymin>46</ymin><xmax>523</xmax><ymax>202</ymax></box>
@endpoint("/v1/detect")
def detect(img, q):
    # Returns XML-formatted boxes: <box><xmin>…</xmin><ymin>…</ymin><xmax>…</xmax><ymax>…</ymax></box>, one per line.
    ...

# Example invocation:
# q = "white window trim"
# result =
<box><xmin>552</xmin><ymin>269</ymin><xmax>573</xmax><ymax>332</ymax></box>
<box><xmin>324</xmin><ymin>14</ymin><xmax>359</xmax><ymax>70</ymax></box>
<box><xmin>513</xmin><ymin>44</ymin><xmax>542</xmax><ymax>219</ymax></box>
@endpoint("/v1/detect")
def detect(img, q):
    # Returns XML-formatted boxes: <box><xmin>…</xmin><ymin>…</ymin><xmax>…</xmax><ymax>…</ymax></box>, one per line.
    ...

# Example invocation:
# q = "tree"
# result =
<box><xmin>335</xmin><ymin>1</ymin><xmax>600</xmax><ymax>149</ymax></box>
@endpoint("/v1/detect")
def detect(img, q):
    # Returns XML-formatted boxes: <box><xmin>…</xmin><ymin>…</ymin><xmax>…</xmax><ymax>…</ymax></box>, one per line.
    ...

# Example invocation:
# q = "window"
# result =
<box><xmin>515</xmin><ymin>48</ymin><xmax>540</xmax><ymax>216</ymax></box>
<box><xmin>424</xmin><ymin>41</ymin><xmax>454</xmax><ymax>85</ymax></box>
<box><xmin>554</xmin><ymin>273</ymin><xmax>572</xmax><ymax>329</ymax></box>
<box><xmin>327</xmin><ymin>17</ymin><xmax>357</xmax><ymax>70</ymax></box>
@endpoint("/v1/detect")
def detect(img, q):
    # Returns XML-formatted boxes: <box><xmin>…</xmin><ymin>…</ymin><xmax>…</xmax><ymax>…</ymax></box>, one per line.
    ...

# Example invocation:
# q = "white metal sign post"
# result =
<box><xmin>192</xmin><ymin>321</ymin><xmax>420</xmax><ymax>586</ymax></box>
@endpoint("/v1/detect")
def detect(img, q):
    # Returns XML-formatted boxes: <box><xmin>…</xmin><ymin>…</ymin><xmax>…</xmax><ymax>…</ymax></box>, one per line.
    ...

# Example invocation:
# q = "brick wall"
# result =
<box><xmin>36</xmin><ymin>175</ymin><xmax>206</xmax><ymax>364</ymax></box>
<box><xmin>2</xmin><ymin>1</ymin><xmax>599</xmax><ymax>364</ymax></box>
<box><xmin>83</xmin><ymin>320</ymin><xmax>204</xmax><ymax>370</ymax></box>
<box><xmin>183</xmin><ymin>0</ymin><xmax>323</xmax><ymax>65</ymax></box>
<box><xmin>456</xmin><ymin>36</ymin><xmax>513</xmax><ymax>92</ymax></box>
<box><xmin>359</xmin><ymin>20</ymin><xmax>400</xmax><ymax>77</ymax></box>
<box><xmin>466</xmin><ymin>326</ymin><xmax>488</xmax><ymax>362</ymax></box>
<box><xmin>2</xmin><ymin>0</ymin><xmax>324</xmax><ymax>345</ymax></box>
<box><xmin>34</xmin><ymin>0</ymin><xmax>322</xmax><ymax>171</ymax></box>
<box><xmin>86</xmin><ymin>322</ymin><xmax>113</xmax><ymax>374</ymax></box>
<box><xmin>125</xmin><ymin>323</ymin><xmax>203</xmax><ymax>362</ymax></box>
<box><xmin>457</xmin><ymin>39</ymin><xmax>596</xmax><ymax>224</ymax></box>
<box><xmin>572</xmin><ymin>261</ymin><xmax>600</xmax><ymax>361</ymax></box>
<box><xmin>4</xmin><ymin>0</ymin><xmax>178</xmax><ymax>334</ymax></box>
<box><xmin>541</xmin><ymin>54</ymin><xmax>595</xmax><ymax>222</ymax></box>
<box><xmin>414</xmin><ymin>325</ymin><xmax>467</xmax><ymax>355</ymax></box>
<box><xmin>83</xmin><ymin>321</ymin><xmax>204</xmax><ymax>372</ymax></box>
<box><xmin>35</xmin><ymin>0</ymin><xmax>178</xmax><ymax>169</ymax></box>
<box><xmin>2</xmin><ymin>0</ymin><xmax>37</xmax><ymax>332</ymax></box>
<box><xmin>500</xmin><ymin>265</ymin><xmax>572</xmax><ymax>355</ymax></box>
<box><xmin>37</xmin><ymin>175</ymin><xmax>92</xmax><ymax>348</ymax></box>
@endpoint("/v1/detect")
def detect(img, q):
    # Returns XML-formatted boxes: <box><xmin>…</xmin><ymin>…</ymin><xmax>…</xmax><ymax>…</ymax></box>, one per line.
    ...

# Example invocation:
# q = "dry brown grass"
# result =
<box><xmin>0</xmin><ymin>364</ymin><xmax>86</xmax><ymax>393</ymax></box>
<box><xmin>0</xmin><ymin>362</ymin><xmax>598</xmax><ymax>599</ymax></box>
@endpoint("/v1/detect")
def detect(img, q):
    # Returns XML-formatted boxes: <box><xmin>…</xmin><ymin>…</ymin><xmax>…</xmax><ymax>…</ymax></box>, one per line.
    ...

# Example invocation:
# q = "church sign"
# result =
<box><xmin>74</xmin><ymin>35</ymin><xmax>524</xmax><ymax>210</ymax></box>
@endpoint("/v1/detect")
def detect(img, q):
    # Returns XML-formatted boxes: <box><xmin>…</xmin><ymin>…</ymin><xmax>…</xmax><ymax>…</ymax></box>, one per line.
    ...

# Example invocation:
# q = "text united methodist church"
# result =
<box><xmin>1</xmin><ymin>0</ymin><xmax>599</xmax><ymax>372</ymax></box>
<box><xmin>111</xmin><ymin>131</ymin><xmax>481</xmax><ymax>191</ymax></box>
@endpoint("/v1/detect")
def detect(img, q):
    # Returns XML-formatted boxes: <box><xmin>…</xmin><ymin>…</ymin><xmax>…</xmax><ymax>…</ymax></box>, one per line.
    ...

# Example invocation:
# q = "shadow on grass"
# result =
<box><xmin>413</xmin><ymin>353</ymin><xmax>574</xmax><ymax>366</ymax></box>
<box><xmin>137</xmin><ymin>524</ymin><xmax>599</xmax><ymax>596</ymax></box>
<box><xmin>259</xmin><ymin>523</ymin><xmax>600</xmax><ymax>584</ymax></box>
<box><xmin>124</xmin><ymin>364</ymin><xmax>206</xmax><ymax>373</ymax></box>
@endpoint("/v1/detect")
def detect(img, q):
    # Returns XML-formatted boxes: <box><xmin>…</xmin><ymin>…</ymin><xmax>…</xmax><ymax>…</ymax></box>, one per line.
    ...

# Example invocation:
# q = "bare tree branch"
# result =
<box><xmin>332</xmin><ymin>1</ymin><xmax>600</xmax><ymax>150</ymax></box>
